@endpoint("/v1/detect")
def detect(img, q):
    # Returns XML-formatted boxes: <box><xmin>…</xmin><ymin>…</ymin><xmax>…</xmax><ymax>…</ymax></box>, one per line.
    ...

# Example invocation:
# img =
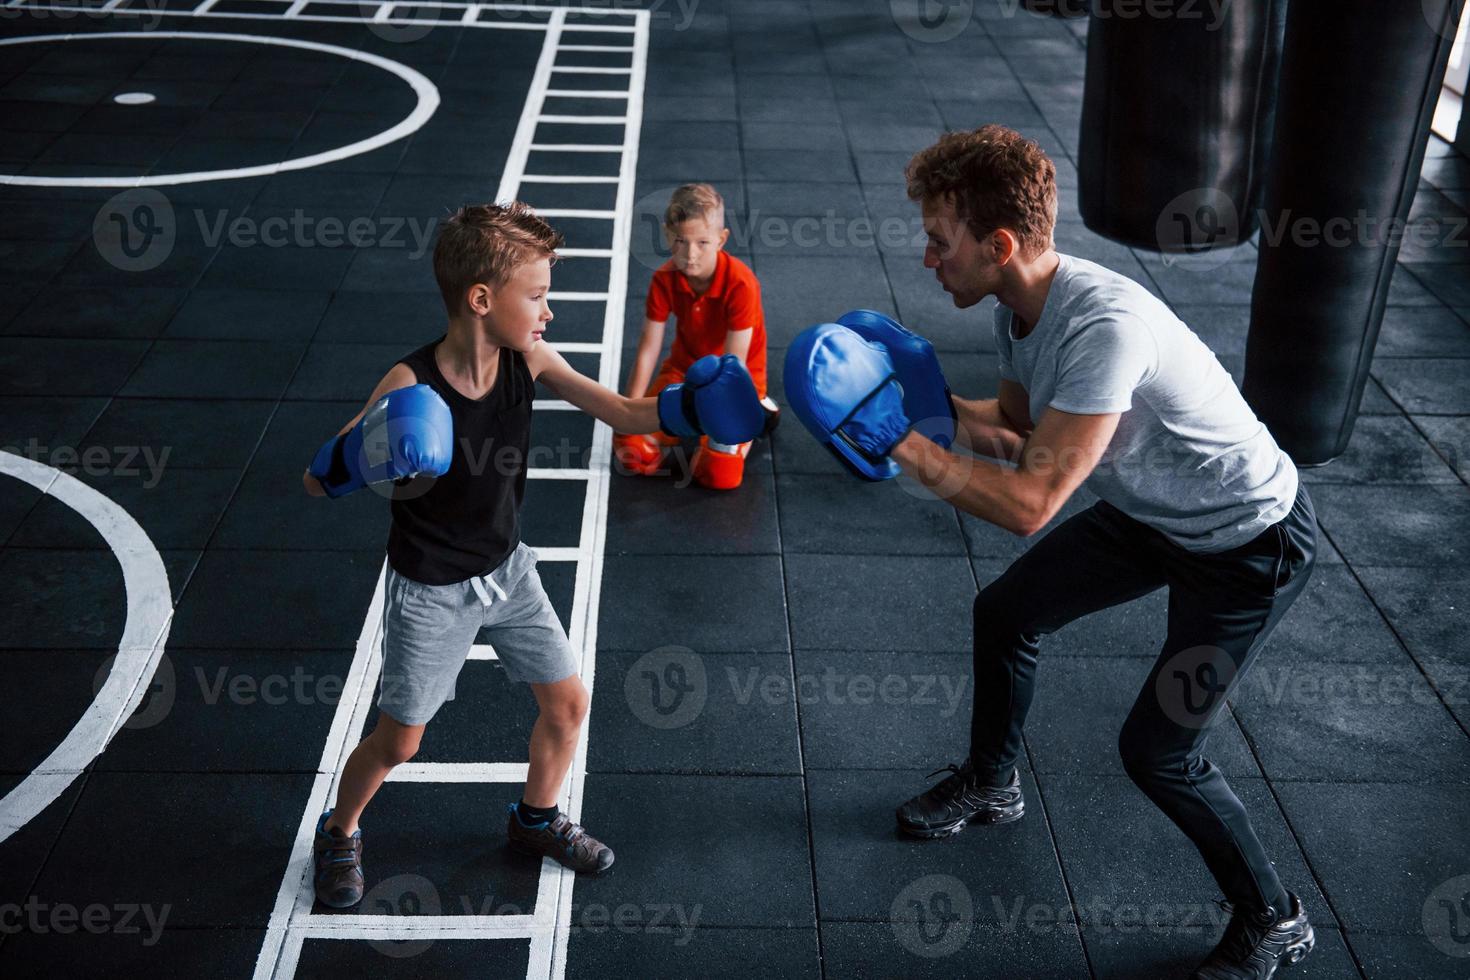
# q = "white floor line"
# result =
<box><xmin>529</xmin><ymin>144</ymin><xmax>624</xmax><ymax>153</ymax></box>
<box><xmin>550</xmin><ymin>66</ymin><xmax>631</xmax><ymax>75</ymax></box>
<box><xmin>556</xmin><ymin>44</ymin><xmax>630</xmax><ymax>52</ymax></box>
<box><xmin>557</xmin><ymin>21</ymin><xmax>634</xmax><ymax>31</ymax></box>
<box><xmin>295</xmin><ymin>916</ymin><xmax>539</xmax><ymax>937</ymax></box>
<box><xmin>0</xmin><ymin>33</ymin><xmax>440</xmax><ymax>188</ymax></box>
<box><xmin>555</xmin><ymin>247</ymin><xmax>614</xmax><ymax>257</ymax></box>
<box><xmin>0</xmin><ymin>453</ymin><xmax>173</xmax><ymax>845</ymax></box>
<box><xmin>278</xmin><ymin>0</ymin><xmax>632</xmax><ymax>12</ymax></box>
<box><xmin>521</xmin><ymin>175</ymin><xmax>618</xmax><ymax>185</ymax></box>
<box><xmin>528</xmin><ymin>547</ymin><xmax>582</xmax><ymax>563</ymax></box>
<box><xmin>532</xmin><ymin>208</ymin><xmax>616</xmax><ymax>218</ymax></box>
<box><xmin>495</xmin><ymin>8</ymin><xmax>566</xmax><ymax>206</ymax></box>
<box><xmin>538</xmin><ymin>114</ymin><xmax>627</xmax><ymax>123</ymax></box>
<box><xmin>546</xmin><ymin>290</ymin><xmax>609</xmax><ymax>300</ymax></box>
<box><xmin>545</xmin><ymin>10</ymin><xmax>644</xmax><ymax>979</ymax></box>
<box><xmin>546</xmin><ymin>340</ymin><xmax>606</xmax><ymax>352</ymax></box>
<box><xmin>544</xmin><ymin>89</ymin><xmax>627</xmax><ymax>99</ymax></box>
<box><xmin>9</xmin><ymin>2</ymin><xmax>550</xmax><ymax>31</ymax></box>
<box><xmin>253</xmin><ymin>566</ymin><xmax>387</xmax><ymax>980</ymax></box>
<box><xmin>385</xmin><ymin>763</ymin><xmax>531</xmax><ymax>783</ymax></box>
<box><xmin>527</xmin><ymin>467</ymin><xmax>592</xmax><ymax>480</ymax></box>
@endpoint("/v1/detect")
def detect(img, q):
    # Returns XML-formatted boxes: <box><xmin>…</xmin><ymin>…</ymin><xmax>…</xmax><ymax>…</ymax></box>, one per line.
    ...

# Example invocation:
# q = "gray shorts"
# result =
<box><xmin>378</xmin><ymin>542</ymin><xmax>579</xmax><ymax>726</ymax></box>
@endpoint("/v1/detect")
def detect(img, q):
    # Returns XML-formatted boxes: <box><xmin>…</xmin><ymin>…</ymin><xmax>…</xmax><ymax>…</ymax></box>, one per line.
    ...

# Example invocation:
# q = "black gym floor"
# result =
<box><xmin>1</xmin><ymin>1</ymin><xmax>1468</xmax><ymax>977</ymax></box>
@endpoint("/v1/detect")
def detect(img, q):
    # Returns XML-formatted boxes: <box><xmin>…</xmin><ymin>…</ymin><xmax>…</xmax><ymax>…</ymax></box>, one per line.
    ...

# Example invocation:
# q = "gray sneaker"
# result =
<box><xmin>313</xmin><ymin>810</ymin><xmax>365</xmax><ymax>908</ymax></box>
<box><xmin>506</xmin><ymin>804</ymin><xmax>614</xmax><ymax>874</ymax></box>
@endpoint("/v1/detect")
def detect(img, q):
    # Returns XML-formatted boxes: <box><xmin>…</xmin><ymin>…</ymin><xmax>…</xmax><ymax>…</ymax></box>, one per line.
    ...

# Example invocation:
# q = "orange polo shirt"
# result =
<box><xmin>645</xmin><ymin>251</ymin><xmax>767</xmax><ymax>397</ymax></box>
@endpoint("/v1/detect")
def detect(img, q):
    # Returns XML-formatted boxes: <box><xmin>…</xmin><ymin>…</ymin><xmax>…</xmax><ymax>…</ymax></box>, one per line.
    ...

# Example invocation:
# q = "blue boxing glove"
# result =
<box><xmin>309</xmin><ymin>384</ymin><xmax>453</xmax><ymax>498</ymax></box>
<box><xmin>836</xmin><ymin>309</ymin><xmax>956</xmax><ymax>449</ymax></box>
<box><xmin>658</xmin><ymin>354</ymin><xmax>766</xmax><ymax>446</ymax></box>
<box><xmin>783</xmin><ymin>323</ymin><xmax>913</xmax><ymax>481</ymax></box>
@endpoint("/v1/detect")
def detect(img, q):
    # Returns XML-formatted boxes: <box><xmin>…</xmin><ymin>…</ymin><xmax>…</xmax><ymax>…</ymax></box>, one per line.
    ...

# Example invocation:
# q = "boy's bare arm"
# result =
<box><xmin>527</xmin><ymin>341</ymin><xmax>659</xmax><ymax>434</ymax></box>
<box><xmin>623</xmin><ymin>317</ymin><xmax>666</xmax><ymax>398</ymax></box>
<box><xmin>722</xmin><ymin>326</ymin><xmax>753</xmax><ymax>364</ymax></box>
<box><xmin>302</xmin><ymin>363</ymin><xmax>419</xmax><ymax>497</ymax></box>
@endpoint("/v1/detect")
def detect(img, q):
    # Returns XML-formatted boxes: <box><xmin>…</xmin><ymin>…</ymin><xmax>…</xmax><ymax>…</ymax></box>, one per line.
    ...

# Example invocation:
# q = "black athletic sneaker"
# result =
<box><xmin>312</xmin><ymin>810</ymin><xmax>365</xmax><ymax>908</ymax></box>
<box><xmin>1192</xmin><ymin>891</ymin><xmax>1315</xmax><ymax>979</ymax></box>
<box><xmin>506</xmin><ymin>804</ymin><xmax>615</xmax><ymax>874</ymax></box>
<box><xmin>895</xmin><ymin>759</ymin><xmax>1024</xmax><ymax>839</ymax></box>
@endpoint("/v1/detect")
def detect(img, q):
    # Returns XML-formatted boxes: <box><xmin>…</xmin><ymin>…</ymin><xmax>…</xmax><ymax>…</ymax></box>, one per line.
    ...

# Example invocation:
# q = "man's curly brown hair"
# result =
<box><xmin>905</xmin><ymin>125</ymin><xmax>1058</xmax><ymax>259</ymax></box>
<box><xmin>432</xmin><ymin>202</ymin><xmax>564</xmax><ymax>315</ymax></box>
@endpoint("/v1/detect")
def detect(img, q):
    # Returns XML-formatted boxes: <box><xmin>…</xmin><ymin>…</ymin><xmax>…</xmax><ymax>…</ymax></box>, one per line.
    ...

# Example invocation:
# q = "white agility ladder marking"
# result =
<box><xmin>252</xmin><ymin>7</ymin><xmax>644</xmax><ymax>980</ymax></box>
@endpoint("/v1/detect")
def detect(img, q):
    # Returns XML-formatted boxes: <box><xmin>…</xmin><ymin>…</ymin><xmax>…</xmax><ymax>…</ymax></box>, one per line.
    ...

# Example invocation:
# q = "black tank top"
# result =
<box><xmin>386</xmin><ymin>338</ymin><xmax>534</xmax><ymax>585</ymax></box>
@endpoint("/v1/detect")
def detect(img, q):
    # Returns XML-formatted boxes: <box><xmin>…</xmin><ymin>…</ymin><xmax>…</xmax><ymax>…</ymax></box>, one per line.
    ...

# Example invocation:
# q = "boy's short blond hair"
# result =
<box><xmin>432</xmin><ymin>202</ymin><xmax>564</xmax><ymax>315</ymax></box>
<box><xmin>663</xmin><ymin>183</ymin><xmax>725</xmax><ymax>230</ymax></box>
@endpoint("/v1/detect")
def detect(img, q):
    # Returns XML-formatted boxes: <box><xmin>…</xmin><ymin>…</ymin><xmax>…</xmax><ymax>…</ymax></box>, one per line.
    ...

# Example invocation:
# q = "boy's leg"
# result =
<box><xmin>327</xmin><ymin>713</ymin><xmax>426</xmax><ymax>834</ymax></box>
<box><xmin>524</xmin><ymin>675</ymin><xmax>589</xmax><ymax>807</ymax></box>
<box><xmin>484</xmin><ymin>546</ymin><xmax>613</xmax><ymax>873</ymax></box>
<box><xmin>315</xmin><ymin>568</ymin><xmax>481</xmax><ymax>906</ymax></box>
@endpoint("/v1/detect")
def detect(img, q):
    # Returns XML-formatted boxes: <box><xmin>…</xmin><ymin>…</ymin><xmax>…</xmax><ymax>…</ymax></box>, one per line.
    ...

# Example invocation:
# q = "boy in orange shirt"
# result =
<box><xmin>615</xmin><ymin>183</ymin><xmax>776</xmax><ymax>489</ymax></box>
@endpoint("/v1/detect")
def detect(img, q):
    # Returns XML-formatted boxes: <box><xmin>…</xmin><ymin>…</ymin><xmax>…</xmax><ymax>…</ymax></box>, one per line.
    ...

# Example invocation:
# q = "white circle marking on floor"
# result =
<box><xmin>0</xmin><ymin>31</ymin><xmax>440</xmax><ymax>188</ymax></box>
<box><xmin>0</xmin><ymin>451</ymin><xmax>173</xmax><ymax>844</ymax></box>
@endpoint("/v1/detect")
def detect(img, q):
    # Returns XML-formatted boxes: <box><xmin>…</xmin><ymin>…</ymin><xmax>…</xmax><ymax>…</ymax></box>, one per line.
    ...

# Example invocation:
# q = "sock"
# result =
<box><xmin>517</xmin><ymin>800</ymin><xmax>559</xmax><ymax>826</ymax></box>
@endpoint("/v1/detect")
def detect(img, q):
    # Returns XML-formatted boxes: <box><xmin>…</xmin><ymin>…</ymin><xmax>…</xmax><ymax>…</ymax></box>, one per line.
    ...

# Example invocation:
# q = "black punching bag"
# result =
<box><xmin>1078</xmin><ymin>0</ymin><xmax>1285</xmax><ymax>250</ymax></box>
<box><xmin>1244</xmin><ymin>0</ymin><xmax>1466</xmax><ymax>464</ymax></box>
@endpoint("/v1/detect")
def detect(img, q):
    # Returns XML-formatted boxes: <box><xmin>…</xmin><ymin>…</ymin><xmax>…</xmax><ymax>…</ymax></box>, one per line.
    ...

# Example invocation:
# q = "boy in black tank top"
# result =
<box><xmin>302</xmin><ymin>203</ymin><xmax>767</xmax><ymax>905</ymax></box>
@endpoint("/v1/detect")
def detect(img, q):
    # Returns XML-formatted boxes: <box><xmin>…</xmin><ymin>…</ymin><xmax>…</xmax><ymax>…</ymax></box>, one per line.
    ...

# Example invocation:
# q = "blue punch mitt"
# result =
<box><xmin>836</xmin><ymin>309</ymin><xmax>956</xmax><ymax>449</ymax></box>
<box><xmin>783</xmin><ymin>323</ymin><xmax>912</xmax><ymax>481</ymax></box>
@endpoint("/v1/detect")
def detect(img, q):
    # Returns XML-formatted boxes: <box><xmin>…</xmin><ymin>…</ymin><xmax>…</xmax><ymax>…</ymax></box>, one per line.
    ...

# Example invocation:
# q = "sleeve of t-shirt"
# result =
<box><xmin>644</xmin><ymin>271</ymin><xmax>672</xmax><ymax>322</ymax></box>
<box><xmin>723</xmin><ymin>276</ymin><xmax>762</xmax><ymax>332</ymax></box>
<box><xmin>1049</xmin><ymin>316</ymin><xmax>1157</xmax><ymax>415</ymax></box>
<box><xmin>993</xmin><ymin>305</ymin><xmax>1018</xmax><ymax>382</ymax></box>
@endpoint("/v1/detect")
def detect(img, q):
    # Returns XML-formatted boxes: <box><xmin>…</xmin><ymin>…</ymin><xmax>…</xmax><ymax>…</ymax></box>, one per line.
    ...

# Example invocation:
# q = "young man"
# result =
<box><xmin>784</xmin><ymin>126</ymin><xmax>1318</xmax><ymax>980</ymax></box>
<box><xmin>303</xmin><ymin>203</ymin><xmax>764</xmax><ymax>908</ymax></box>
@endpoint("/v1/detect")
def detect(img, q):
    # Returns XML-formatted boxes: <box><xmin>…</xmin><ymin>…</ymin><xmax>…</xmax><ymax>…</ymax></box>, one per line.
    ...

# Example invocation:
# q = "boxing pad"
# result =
<box><xmin>784</xmin><ymin>324</ymin><xmax>911</xmax><ymax>482</ymax></box>
<box><xmin>836</xmin><ymin>309</ymin><xmax>957</xmax><ymax>449</ymax></box>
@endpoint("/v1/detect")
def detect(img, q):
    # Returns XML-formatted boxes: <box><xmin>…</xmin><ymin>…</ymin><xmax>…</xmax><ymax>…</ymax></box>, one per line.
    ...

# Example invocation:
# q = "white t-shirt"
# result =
<box><xmin>994</xmin><ymin>253</ymin><xmax>1297</xmax><ymax>553</ymax></box>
